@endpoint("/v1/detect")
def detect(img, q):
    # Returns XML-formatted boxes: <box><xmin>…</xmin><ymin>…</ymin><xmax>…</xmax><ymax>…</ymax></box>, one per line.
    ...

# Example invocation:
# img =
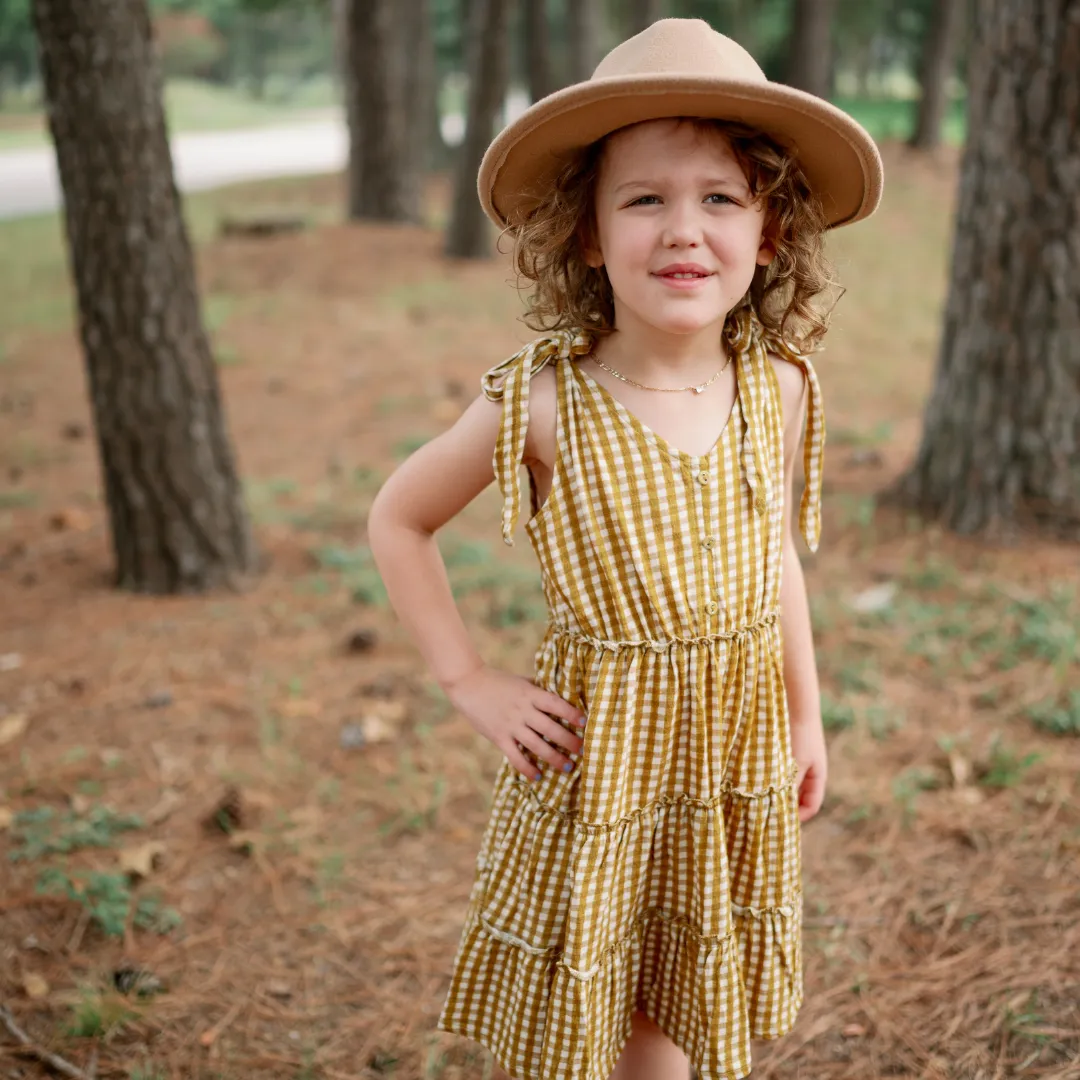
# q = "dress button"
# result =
<box><xmin>705</xmin><ymin>601</ymin><xmax>719</xmax><ymax>616</ymax></box>
<box><xmin>697</xmin><ymin>471</ymin><xmax>709</xmax><ymax>486</ymax></box>
<box><xmin>701</xmin><ymin>537</ymin><xmax>715</xmax><ymax>550</ymax></box>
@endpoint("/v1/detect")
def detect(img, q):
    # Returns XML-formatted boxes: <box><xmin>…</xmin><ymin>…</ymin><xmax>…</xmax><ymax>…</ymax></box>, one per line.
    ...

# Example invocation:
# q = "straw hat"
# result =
<box><xmin>479</xmin><ymin>18</ymin><xmax>883</xmax><ymax>230</ymax></box>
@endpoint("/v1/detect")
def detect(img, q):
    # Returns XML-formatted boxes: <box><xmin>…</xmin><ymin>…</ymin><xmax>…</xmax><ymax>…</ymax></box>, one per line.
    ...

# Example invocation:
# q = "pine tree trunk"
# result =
<box><xmin>444</xmin><ymin>0</ymin><xmax>511</xmax><ymax>259</ymax></box>
<box><xmin>628</xmin><ymin>0</ymin><xmax>665</xmax><ymax>35</ymax></box>
<box><xmin>400</xmin><ymin>0</ymin><xmax>435</xmax><ymax>213</ymax></box>
<box><xmin>909</xmin><ymin>0</ymin><xmax>965</xmax><ymax>150</ymax></box>
<box><xmin>344</xmin><ymin>0</ymin><xmax>416</xmax><ymax>222</ymax></box>
<box><xmin>522</xmin><ymin>0</ymin><xmax>553</xmax><ymax>102</ymax></box>
<box><xmin>566</xmin><ymin>0</ymin><xmax>601</xmax><ymax>84</ymax></box>
<box><xmin>30</xmin><ymin>0</ymin><xmax>257</xmax><ymax>594</ymax></box>
<box><xmin>900</xmin><ymin>0</ymin><xmax>1080</xmax><ymax>538</ymax></box>
<box><xmin>785</xmin><ymin>0</ymin><xmax>835</xmax><ymax>100</ymax></box>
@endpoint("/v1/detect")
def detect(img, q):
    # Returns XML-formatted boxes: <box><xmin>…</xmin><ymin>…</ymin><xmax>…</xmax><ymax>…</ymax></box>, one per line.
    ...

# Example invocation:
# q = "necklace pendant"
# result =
<box><xmin>692</xmin><ymin>384</ymin><xmax>706</xmax><ymax>395</ymax></box>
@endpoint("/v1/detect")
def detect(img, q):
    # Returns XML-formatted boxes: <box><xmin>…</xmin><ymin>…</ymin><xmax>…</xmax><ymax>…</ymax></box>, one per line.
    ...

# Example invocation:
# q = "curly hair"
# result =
<box><xmin>508</xmin><ymin>118</ymin><xmax>839</xmax><ymax>354</ymax></box>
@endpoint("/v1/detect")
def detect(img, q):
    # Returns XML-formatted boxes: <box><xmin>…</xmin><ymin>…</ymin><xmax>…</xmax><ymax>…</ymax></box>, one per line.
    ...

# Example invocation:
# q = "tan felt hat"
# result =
<box><xmin>479</xmin><ymin>18</ymin><xmax>884</xmax><ymax>230</ymax></box>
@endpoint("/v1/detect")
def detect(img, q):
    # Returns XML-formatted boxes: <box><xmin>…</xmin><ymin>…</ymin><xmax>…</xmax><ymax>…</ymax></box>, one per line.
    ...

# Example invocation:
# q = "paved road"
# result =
<box><xmin>0</xmin><ymin>118</ymin><xmax>348</xmax><ymax>221</ymax></box>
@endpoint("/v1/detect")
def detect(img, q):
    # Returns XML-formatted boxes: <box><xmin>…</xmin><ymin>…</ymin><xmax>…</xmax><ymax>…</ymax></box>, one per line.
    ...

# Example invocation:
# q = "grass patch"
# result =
<box><xmin>1026</xmin><ymin>691</ymin><xmax>1080</xmax><ymax>737</ymax></box>
<box><xmin>37</xmin><ymin>868</ymin><xmax>181</xmax><ymax>938</ymax></box>
<box><xmin>9</xmin><ymin>805</ymin><xmax>144</xmax><ymax>862</ymax></box>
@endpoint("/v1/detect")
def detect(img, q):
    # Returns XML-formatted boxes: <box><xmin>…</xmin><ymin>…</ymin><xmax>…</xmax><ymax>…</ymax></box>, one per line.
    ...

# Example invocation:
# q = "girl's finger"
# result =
<box><xmin>529</xmin><ymin>712</ymin><xmax>585</xmax><ymax>756</ymax></box>
<box><xmin>516</xmin><ymin>727</ymin><xmax>575</xmax><ymax>774</ymax></box>
<box><xmin>503</xmin><ymin>740</ymin><xmax>543</xmax><ymax>783</ymax></box>
<box><xmin>534</xmin><ymin>689</ymin><xmax>586</xmax><ymax>728</ymax></box>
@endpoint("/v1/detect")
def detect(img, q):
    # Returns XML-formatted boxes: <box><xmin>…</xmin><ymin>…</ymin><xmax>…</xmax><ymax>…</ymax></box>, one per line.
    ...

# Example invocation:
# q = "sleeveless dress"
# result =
<box><xmin>437</xmin><ymin>309</ymin><xmax>826</xmax><ymax>1080</ymax></box>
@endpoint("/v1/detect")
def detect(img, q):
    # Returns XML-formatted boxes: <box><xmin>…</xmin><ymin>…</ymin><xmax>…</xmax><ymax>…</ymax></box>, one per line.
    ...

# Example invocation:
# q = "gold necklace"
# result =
<box><xmin>589</xmin><ymin>352</ymin><xmax>731</xmax><ymax>395</ymax></box>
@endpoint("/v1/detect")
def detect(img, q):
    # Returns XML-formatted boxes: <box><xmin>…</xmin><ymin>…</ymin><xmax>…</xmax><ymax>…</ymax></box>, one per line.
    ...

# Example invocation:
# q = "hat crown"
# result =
<box><xmin>592</xmin><ymin>19</ymin><xmax>765</xmax><ymax>84</ymax></box>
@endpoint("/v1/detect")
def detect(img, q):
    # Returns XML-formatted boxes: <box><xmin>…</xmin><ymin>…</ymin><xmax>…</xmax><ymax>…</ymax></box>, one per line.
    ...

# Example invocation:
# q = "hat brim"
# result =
<box><xmin>479</xmin><ymin>75</ymin><xmax>884</xmax><ymax>230</ymax></box>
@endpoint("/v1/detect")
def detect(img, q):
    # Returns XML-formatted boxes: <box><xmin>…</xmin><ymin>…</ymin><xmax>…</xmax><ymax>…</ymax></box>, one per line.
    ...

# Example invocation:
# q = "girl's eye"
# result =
<box><xmin>705</xmin><ymin>193</ymin><xmax>735</xmax><ymax>205</ymax></box>
<box><xmin>628</xmin><ymin>195</ymin><xmax>661</xmax><ymax>206</ymax></box>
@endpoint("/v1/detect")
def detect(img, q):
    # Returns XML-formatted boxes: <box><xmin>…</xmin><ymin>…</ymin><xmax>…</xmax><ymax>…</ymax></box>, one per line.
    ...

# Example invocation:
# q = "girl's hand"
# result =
<box><xmin>790</xmin><ymin>716</ymin><xmax>828</xmax><ymax>823</ymax></box>
<box><xmin>445</xmin><ymin>665</ymin><xmax>586</xmax><ymax>781</ymax></box>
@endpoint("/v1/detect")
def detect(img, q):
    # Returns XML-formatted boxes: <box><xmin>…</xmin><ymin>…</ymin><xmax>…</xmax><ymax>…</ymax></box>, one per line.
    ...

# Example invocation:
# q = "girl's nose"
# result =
<box><xmin>661</xmin><ymin>200</ymin><xmax>702</xmax><ymax>248</ymax></box>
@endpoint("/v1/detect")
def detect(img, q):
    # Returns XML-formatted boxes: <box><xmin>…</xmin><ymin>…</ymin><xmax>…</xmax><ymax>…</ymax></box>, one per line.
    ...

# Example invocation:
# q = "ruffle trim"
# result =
<box><xmin>439</xmin><ymin>897</ymin><xmax>802</xmax><ymax>1080</ymax></box>
<box><xmin>502</xmin><ymin>764</ymin><xmax>799</xmax><ymax>837</ymax></box>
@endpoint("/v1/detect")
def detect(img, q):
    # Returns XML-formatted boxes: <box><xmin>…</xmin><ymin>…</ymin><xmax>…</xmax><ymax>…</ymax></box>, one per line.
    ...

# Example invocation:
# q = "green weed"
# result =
<box><xmin>1026</xmin><ymin>691</ymin><xmax>1080</xmax><ymax>736</ymax></box>
<box><xmin>0</xmin><ymin>489</ymin><xmax>38</xmax><ymax>508</ymax></box>
<box><xmin>66</xmin><ymin>988</ymin><xmax>135</xmax><ymax>1039</ymax></box>
<box><xmin>9</xmin><ymin>805</ymin><xmax>143</xmax><ymax>862</ymax></box>
<box><xmin>311</xmin><ymin>544</ymin><xmax>387</xmax><ymax>606</ymax></box>
<box><xmin>978</xmin><ymin>737</ymin><xmax>1041</xmax><ymax>790</ymax></box>
<box><xmin>36</xmin><ymin>868</ymin><xmax>180</xmax><ymax>938</ymax></box>
<box><xmin>821</xmin><ymin>695</ymin><xmax>856</xmax><ymax>732</ymax></box>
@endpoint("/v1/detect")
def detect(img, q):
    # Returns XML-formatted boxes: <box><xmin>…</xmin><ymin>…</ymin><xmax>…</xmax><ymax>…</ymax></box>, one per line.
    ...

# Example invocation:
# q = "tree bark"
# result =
<box><xmin>785</xmin><ymin>0</ymin><xmax>835</xmax><ymax>100</ymax></box>
<box><xmin>900</xmin><ymin>0</ymin><xmax>1080</xmax><ymax>539</ymax></box>
<box><xmin>401</xmin><ymin>0</ymin><xmax>435</xmax><ymax>213</ymax></box>
<box><xmin>909</xmin><ymin>0</ymin><xmax>965</xmax><ymax>150</ymax></box>
<box><xmin>444</xmin><ymin>0</ymin><xmax>512</xmax><ymax>259</ymax></box>
<box><xmin>522</xmin><ymin>0</ymin><xmax>553</xmax><ymax>102</ymax></box>
<box><xmin>628</xmin><ymin>0</ymin><xmax>666</xmax><ymax>36</ymax></box>
<box><xmin>566</xmin><ymin>0</ymin><xmax>601</xmax><ymax>84</ymax></box>
<box><xmin>344</xmin><ymin>0</ymin><xmax>417</xmax><ymax>222</ymax></box>
<box><xmin>31</xmin><ymin>0</ymin><xmax>257</xmax><ymax>593</ymax></box>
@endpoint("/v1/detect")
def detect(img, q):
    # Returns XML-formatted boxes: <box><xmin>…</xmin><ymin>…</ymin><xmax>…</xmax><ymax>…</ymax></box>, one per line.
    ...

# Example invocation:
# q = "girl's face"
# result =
<box><xmin>585</xmin><ymin>120</ymin><xmax>774</xmax><ymax>339</ymax></box>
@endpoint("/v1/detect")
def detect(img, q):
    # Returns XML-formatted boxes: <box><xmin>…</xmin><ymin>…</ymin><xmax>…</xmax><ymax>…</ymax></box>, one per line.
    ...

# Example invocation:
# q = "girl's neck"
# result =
<box><xmin>594</xmin><ymin>310</ymin><xmax>731</xmax><ymax>380</ymax></box>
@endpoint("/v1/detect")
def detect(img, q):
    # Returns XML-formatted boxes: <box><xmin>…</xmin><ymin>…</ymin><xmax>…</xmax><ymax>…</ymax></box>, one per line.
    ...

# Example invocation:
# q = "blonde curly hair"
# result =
<box><xmin>508</xmin><ymin>118</ymin><xmax>838</xmax><ymax>354</ymax></box>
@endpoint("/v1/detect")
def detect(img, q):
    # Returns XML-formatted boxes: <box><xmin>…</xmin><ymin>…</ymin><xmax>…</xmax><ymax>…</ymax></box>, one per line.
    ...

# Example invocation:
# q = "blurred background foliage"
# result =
<box><xmin>0</xmin><ymin>0</ymin><xmax>965</xmax><ymax>145</ymax></box>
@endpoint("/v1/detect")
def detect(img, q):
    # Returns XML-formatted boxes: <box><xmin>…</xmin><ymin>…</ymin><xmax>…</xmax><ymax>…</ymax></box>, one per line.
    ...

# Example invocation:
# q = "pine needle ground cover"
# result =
<box><xmin>1</xmin><ymin>150</ymin><xmax>1077</xmax><ymax>1079</ymax></box>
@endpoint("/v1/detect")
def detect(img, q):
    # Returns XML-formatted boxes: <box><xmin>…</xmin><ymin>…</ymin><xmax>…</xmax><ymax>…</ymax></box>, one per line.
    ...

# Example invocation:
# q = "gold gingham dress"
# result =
<box><xmin>438</xmin><ymin>308</ymin><xmax>825</xmax><ymax>1080</ymax></box>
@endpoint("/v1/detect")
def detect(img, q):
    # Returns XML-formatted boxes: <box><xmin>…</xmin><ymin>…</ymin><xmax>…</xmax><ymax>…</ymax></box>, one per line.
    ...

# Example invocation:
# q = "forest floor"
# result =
<box><xmin>1</xmin><ymin>146</ymin><xmax>1078</xmax><ymax>1080</ymax></box>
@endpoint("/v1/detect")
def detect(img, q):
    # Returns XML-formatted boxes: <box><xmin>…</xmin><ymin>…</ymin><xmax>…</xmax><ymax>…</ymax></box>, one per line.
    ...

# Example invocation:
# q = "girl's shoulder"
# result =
<box><xmin>765</xmin><ymin>351</ymin><xmax>811</xmax><ymax>436</ymax></box>
<box><xmin>480</xmin><ymin>328</ymin><xmax>592</xmax><ymax>402</ymax></box>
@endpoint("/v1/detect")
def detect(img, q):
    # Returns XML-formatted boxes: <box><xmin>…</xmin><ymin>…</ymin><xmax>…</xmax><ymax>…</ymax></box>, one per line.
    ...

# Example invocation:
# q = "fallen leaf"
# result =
<box><xmin>0</xmin><ymin>806</ymin><xmax>14</xmax><ymax>831</ymax></box>
<box><xmin>69</xmin><ymin>793</ymin><xmax>91</xmax><ymax>814</ymax></box>
<box><xmin>842</xmin><ymin>1022</ymin><xmax>866</xmax><ymax>1038</ymax></box>
<box><xmin>0</xmin><ymin>713</ymin><xmax>29</xmax><ymax>746</ymax></box>
<box><xmin>360</xmin><ymin>715</ymin><xmax>393</xmax><ymax>744</ymax></box>
<box><xmin>119</xmin><ymin>841</ymin><xmax>167</xmax><ymax>879</ymax></box>
<box><xmin>22</xmin><ymin>972</ymin><xmax>49</xmax><ymax>1000</ymax></box>
<box><xmin>0</xmin><ymin>652</ymin><xmax>23</xmax><ymax>672</ymax></box>
<box><xmin>147</xmin><ymin>788</ymin><xmax>184</xmax><ymax>825</ymax></box>
<box><xmin>948</xmin><ymin>751</ymin><xmax>972</xmax><ymax>787</ymax></box>
<box><xmin>265</xmin><ymin>979</ymin><xmax>293</xmax><ymax>1000</ymax></box>
<box><xmin>849</xmin><ymin>582</ymin><xmax>897</xmax><ymax>614</ymax></box>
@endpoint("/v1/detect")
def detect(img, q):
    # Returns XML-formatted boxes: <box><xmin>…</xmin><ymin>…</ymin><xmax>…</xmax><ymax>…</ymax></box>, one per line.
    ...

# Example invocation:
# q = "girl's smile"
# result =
<box><xmin>652</xmin><ymin>261</ymin><xmax>716</xmax><ymax>288</ymax></box>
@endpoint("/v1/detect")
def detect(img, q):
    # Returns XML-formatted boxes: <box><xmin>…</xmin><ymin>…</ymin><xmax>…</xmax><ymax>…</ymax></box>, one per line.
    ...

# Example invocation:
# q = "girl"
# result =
<box><xmin>369</xmin><ymin>18</ymin><xmax>883</xmax><ymax>1080</ymax></box>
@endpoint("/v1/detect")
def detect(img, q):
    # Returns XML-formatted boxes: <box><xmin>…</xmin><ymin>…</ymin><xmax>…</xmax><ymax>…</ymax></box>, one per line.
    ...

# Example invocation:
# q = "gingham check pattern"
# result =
<box><xmin>439</xmin><ymin>310</ymin><xmax>825</xmax><ymax>1080</ymax></box>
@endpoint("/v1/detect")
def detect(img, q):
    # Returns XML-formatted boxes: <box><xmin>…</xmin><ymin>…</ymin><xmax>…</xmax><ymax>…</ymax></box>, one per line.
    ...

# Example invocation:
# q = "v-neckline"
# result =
<box><xmin>570</xmin><ymin>353</ymin><xmax>740</xmax><ymax>464</ymax></box>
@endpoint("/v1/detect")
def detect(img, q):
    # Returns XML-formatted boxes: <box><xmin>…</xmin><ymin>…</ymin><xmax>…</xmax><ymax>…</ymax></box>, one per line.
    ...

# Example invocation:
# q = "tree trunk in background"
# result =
<box><xmin>566</xmin><ymin>0</ymin><xmax>601</xmax><ymax>84</ymax></box>
<box><xmin>400</xmin><ymin>0</ymin><xmax>435</xmax><ymax>214</ymax></box>
<box><xmin>628</xmin><ymin>0</ymin><xmax>666</xmax><ymax>35</ymax></box>
<box><xmin>344</xmin><ymin>0</ymin><xmax>417</xmax><ymax>221</ymax></box>
<box><xmin>523</xmin><ymin>0</ymin><xmax>553</xmax><ymax>102</ymax></box>
<box><xmin>31</xmin><ymin>0</ymin><xmax>257</xmax><ymax>594</ymax></box>
<box><xmin>445</xmin><ymin>0</ymin><xmax>511</xmax><ymax>258</ymax></box>
<box><xmin>909</xmin><ymin>0</ymin><xmax>965</xmax><ymax>150</ymax></box>
<box><xmin>900</xmin><ymin>0</ymin><xmax>1080</xmax><ymax>539</ymax></box>
<box><xmin>785</xmin><ymin>0</ymin><xmax>835</xmax><ymax>99</ymax></box>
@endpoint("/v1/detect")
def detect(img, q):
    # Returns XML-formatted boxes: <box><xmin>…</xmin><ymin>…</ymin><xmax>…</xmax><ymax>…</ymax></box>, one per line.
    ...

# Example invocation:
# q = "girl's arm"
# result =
<box><xmin>771</xmin><ymin>359</ymin><xmax>828</xmax><ymax>823</ymax></box>
<box><xmin>367</xmin><ymin>392</ymin><xmax>584</xmax><ymax>782</ymax></box>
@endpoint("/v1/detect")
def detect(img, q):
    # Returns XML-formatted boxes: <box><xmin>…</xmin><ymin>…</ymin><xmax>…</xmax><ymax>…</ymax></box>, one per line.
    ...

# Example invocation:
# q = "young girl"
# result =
<box><xmin>369</xmin><ymin>18</ymin><xmax>883</xmax><ymax>1080</ymax></box>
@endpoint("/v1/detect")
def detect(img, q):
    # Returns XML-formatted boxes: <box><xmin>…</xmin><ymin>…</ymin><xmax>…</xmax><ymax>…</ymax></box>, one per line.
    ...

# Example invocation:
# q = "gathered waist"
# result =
<box><xmin>544</xmin><ymin>610</ymin><xmax>780</xmax><ymax>654</ymax></box>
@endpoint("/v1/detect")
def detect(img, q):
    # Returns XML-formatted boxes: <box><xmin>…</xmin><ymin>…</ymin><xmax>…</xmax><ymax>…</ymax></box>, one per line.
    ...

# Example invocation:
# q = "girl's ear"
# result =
<box><xmin>756</xmin><ymin>210</ymin><xmax>779</xmax><ymax>267</ymax></box>
<box><xmin>581</xmin><ymin>231</ymin><xmax>604</xmax><ymax>269</ymax></box>
<box><xmin>756</xmin><ymin>226</ymin><xmax>777</xmax><ymax>267</ymax></box>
